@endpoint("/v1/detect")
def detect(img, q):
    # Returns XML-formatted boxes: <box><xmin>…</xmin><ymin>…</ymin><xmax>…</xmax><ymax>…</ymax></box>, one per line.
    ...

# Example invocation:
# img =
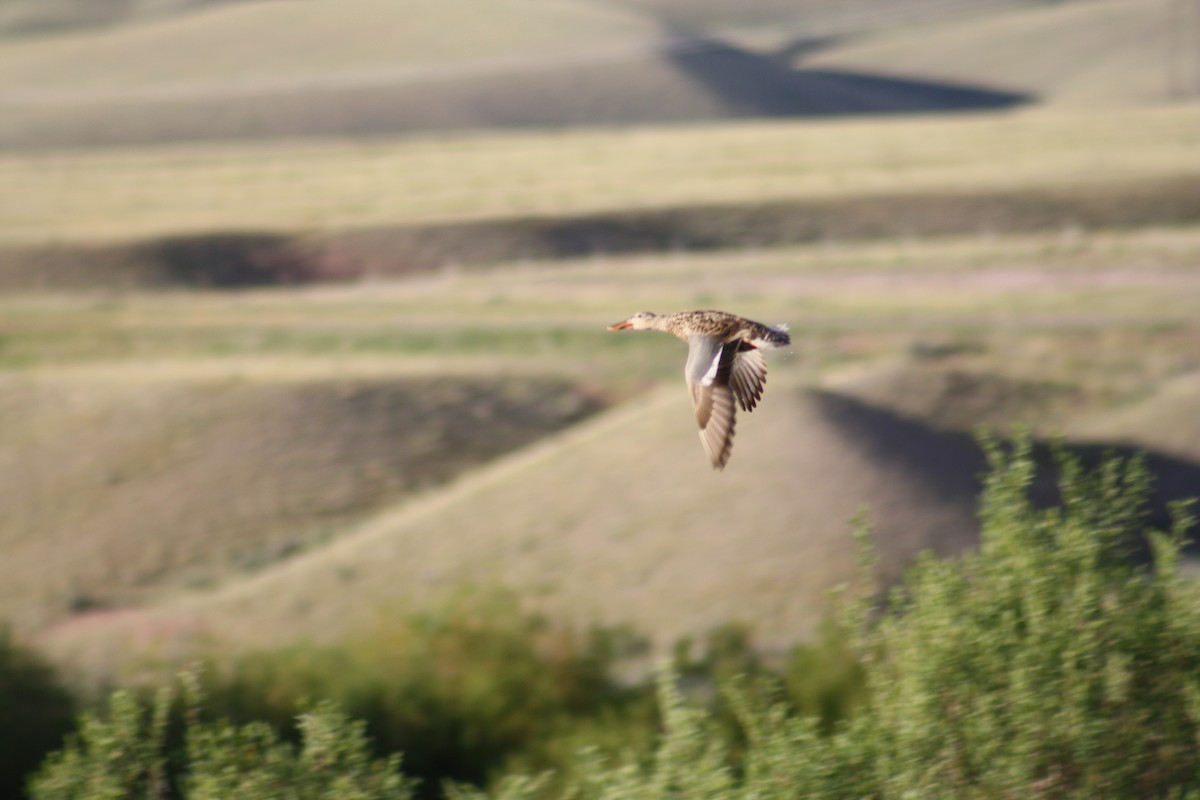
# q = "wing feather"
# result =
<box><xmin>697</xmin><ymin>383</ymin><xmax>736</xmax><ymax>469</ymax></box>
<box><xmin>685</xmin><ymin>336</ymin><xmax>739</xmax><ymax>469</ymax></box>
<box><xmin>684</xmin><ymin>336</ymin><xmax>723</xmax><ymax>429</ymax></box>
<box><xmin>729</xmin><ymin>347</ymin><xmax>768</xmax><ymax>413</ymax></box>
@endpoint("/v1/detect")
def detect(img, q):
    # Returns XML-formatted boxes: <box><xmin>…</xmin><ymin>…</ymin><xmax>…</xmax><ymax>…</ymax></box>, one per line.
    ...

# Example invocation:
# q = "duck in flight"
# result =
<box><xmin>607</xmin><ymin>309</ymin><xmax>790</xmax><ymax>469</ymax></box>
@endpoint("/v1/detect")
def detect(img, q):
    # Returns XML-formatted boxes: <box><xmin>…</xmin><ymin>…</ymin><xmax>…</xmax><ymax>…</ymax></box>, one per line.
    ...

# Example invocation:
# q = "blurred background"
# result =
<box><xmin>1</xmin><ymin>0</ymin><xmax>1199</xmax><ymax>795</ymax></box>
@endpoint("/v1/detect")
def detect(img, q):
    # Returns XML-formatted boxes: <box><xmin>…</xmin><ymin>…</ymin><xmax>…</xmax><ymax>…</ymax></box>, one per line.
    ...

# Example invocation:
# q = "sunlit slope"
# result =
<box><xmin>4</xmin><ymin>106</ymin><xmax>1198</xmax><ymax>245</ymax></box>
<box><xmin>0</xmin><ymin>0</ymin><xmax>1143</xmax><ymax>148</ymax></box>
<box><xmin>0</xmin><ymin>0</ymin><xmax>995</xmax><ymax>38</ymax></box>
<box><xmin>0</xmin><ymin>0</ymin><xmax>677</xmax><ymax>147</ymax></box>
<box><xmin>806</xmin><ymin>0</ymin><xmax>1179</xmax><ymax>106</ymax></box>
<box><xmin>0</xmin><ymin>0</ymin><xmax>658</xmax><ymax>91</ymax></box>
<box><xmin>0</xmin><ymin>363</ymin><xmax>600</xmax><ymax>631</ymax></box>
<box><xmin>28</xmin><ymin>226</ymin><xmax>1200</xmax><ymax>669</ymax></box>
<box><xmin>0</xmin><ymin>0</ymin><xmax>716</xmax><ymax>148</ymax></box>
<box><xmin>1065</xmin><ymin>372</ymin><xmax>1200</xmax><ymax>462</ymax></box>
<box><xmin>67</xmin><ymin>370</ymin><xmax>982</xmax><ymax>656</ymax></box>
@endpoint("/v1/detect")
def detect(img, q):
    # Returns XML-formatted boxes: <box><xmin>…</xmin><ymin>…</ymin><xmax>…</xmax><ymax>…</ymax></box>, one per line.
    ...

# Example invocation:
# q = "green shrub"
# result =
<box><xmin>29</xmin><ymin>676</ymin><xmax>414</xmax><ymax>800</ymax></box>
<box><xmin>458</xmin><ymin>436</ymin><xmax>1200</xmax><ymax>799</ymax></box>
<box><xmin>781</xmin><ymin>617</ymin><xmax>866</xmax><ymax>734</ymax></box>
<box><xmin>35</xmin><ymin>437</ymin><xmax>1200</xmax><ymax>799</ymax></box>
<box><xmin>0</xmin><ymin>627</ymin><xmax>76</xmax><ymax>799</ymax></box>
<box><xmin>858</xmin><ymin>436</ymin><xmax>1200</xmax><ymax>798</ymax></box>
<box><xmin>198</xmin><ymin>591</ymin><xmax>656</xmax><ymax>795</ymax></box>
<box><xmin>196</xmin><ymin>601</ymin><xmax>864</xmax><ymax>798</ymax></box>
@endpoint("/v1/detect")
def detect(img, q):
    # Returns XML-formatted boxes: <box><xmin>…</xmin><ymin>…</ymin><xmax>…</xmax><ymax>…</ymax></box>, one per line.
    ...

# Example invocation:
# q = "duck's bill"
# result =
<box><xmin>607</xmin><ymin>320</ymin><xmax>633</xmax><ymax>330</ymax></box>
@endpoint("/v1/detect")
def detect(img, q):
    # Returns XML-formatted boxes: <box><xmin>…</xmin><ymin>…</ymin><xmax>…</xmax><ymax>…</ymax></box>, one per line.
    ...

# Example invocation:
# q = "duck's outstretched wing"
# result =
<box><xmin>729</xmin><ymin>346</ymin><xmax>768</xmax><ymax>413</ymax></box>
<box><xmin>685</xmin><ymin>336</ymin><xmax>738</xmax><ymax>469</ymax></box>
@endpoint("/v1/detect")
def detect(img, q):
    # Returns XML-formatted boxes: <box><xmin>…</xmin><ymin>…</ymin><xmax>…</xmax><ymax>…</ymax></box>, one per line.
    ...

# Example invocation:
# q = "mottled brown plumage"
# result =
<box><xmin>607</xmin><ymin>310</ymin><xmax>790</xmax><ymax>469</ymax></box>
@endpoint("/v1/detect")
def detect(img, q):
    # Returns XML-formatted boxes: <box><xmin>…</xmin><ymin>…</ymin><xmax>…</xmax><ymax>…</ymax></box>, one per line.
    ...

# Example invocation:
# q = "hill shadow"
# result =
<box><xmin>0</xmin><ymin>28</ymin><xmax>1033</xmax><ymax>150</ymax></box>
<box><xmin>146</xmin><ymin>233</ymin><xmax>317</xmax><ymax>287</ymax></box>
<box><xmin>665</xmin><ymin>30</ymin><xmax>1030</xmax><ymax>116</ymax></box>
<box><xmin>7</xmin><ymin>173</ymin><xmax>1199</xmax><ymax>291</ymax></box>
<box><xmin>810</xmin><ymin>390</ymin><xmax>1200</xmax><ymax>560</ymax></box>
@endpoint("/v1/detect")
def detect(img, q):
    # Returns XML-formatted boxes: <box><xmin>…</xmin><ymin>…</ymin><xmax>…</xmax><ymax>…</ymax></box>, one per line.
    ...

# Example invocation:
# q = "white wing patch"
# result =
<box><xmin>700</xmin><ymin>348</ymin><xmax>722</xmax><ymax>386</ymax></box>
<box><xmin>683</xmin><ymin>337</ymin><xmax>744</xmax><ymax>469</ymax></box>
<box><xmin>697</xmin><ymin>383</ymin><xmax>736</xmax><ymax>469</ymax></box>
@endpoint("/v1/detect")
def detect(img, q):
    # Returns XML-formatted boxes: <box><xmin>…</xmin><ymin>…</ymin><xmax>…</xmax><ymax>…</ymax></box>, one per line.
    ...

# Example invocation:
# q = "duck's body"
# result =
<box><xmin>607</xmin><ymin>310</ymin><xmax>790</xmax><ymax>469</ymax></box>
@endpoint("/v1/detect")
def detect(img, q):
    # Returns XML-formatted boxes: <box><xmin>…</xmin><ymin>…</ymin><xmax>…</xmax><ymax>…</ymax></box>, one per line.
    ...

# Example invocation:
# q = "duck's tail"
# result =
<box><xmin>750</xmin><ymin>322</ymin><xmax>790</xmax><ymax>349</ymax></box>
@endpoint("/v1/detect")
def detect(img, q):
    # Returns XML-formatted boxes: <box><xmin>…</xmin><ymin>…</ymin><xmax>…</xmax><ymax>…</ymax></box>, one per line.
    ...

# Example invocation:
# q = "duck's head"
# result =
<box><xmin>607</xmin><ymin>311</ymin><xmax>659</xmax><ymax>331</ymax></box>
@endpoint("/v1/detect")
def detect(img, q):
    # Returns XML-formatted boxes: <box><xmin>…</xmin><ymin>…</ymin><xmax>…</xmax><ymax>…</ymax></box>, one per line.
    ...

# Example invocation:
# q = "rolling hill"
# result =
<box><xmin>803</xmin><ymin>0</ymin><xmax>1186</xmax><ymax>106</ymax></box>
<box><xmin>1</xmin><ymin>217</ymin><xmax>1192</xmax><ymax>679</ymax></box>
<box><xmin>0</xmin><ymin>364</ymin><xmax>603</xmax><ymax>631</ymax></box>
<box><xmin>1064</xmin><ymin>372</ymin><xmax>1200</xmax><ymax>460</ymax></box>
<box><xmin>38</xmin><ymin>361</ymin><xmax>1200</xmax><ymax>678</ymax></box>
<box><xmin>0</xmin><ymin>0</ymin><xmax>1172</xmax><ymax>148</ymax></box>
<box><xmin>1</xmin><ymin>8</ymin><xmax>1197</xmax><ymax>685</ymax></box>
<box><xmin>4</xmin><ymin>104</ymin><xmax>1198</xmax><ymax>250</ymax></box>
<box><xmin>0</xmin><ymin>0</ymin><xmax>1025</xmax><ymax>39</ymax></box>
<box><xmin>16</xmin><ymin>219</ymin><xmax>1200</xmax><ymax>672</ymax></box>
<box><xmin>37</xmin><ymin>369</ymin><xmax>984</xmax><ymax>668</ymax></box>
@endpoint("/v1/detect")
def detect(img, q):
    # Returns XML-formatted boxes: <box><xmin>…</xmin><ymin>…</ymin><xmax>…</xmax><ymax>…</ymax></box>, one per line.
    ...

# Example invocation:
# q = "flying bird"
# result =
<box><xmin>607</xmin><ymin>309</ymin><xmax>790</xmax><ymax>469</ymax></box>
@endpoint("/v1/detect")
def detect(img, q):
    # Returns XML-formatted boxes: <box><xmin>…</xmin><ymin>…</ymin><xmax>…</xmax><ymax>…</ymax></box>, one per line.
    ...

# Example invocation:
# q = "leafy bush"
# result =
<box><xmin>29</xmin><ymin>676</ymin><xmax>413</xmax><ymax>800</ymax></box>
<box><xmin>0</xmin><ymin>628</ymin><xmax>76</xmax><ymax>799</ymax></box>
<box><xmin>197</xmin><ymin>596</ymin><xmax>864</xmax><ymax>797</ymax></box>
<box><xmin>780</xmin><ymin>618</ymin><xmax>866</xmax><ymax>733</ymax></box>
<box><xmin>34</xmin><ymin>437</ymin><xmax>1200</xmax><ymax>799</ymax></box>
<box><xmin>458</xmin><ymin>437</ymin><xmax>1200</xmax><ymax>799</ymax></box>
<box><xmin>858</xmin><ymin>437</ymin><xmax>1200</xmax><ymax>798</ymax></box>
<box><xmin>197</xmin><ymin>591</ymin><xmax>657</xmax><ymax>795</ymax></box>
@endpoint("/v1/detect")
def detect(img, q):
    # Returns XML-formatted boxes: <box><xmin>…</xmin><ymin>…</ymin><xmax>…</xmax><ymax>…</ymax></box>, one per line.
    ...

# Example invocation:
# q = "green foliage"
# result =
<box><xmin>31</xmin><ymin>687</ymin><xmax>171</xmax><ymax>800</ymax></box>
<box><xmin>30</xmin><ymin>437</ymin><xmax>1200</xmax><ymax>799</ymax></box>
<box><xmin>450</xmin><ymin>668</ymin><xmax>876</xmax><ymax>800</ymax></box>
<box><xmin>458</xmin><ymin>436</ymin><xmax>1200</xmax><ymax>799</ymax></box>
<box><xmin>0</xmin><ymin>627</ymin><xmax>76</xmax><ymax>799</ymax></box>
<box><xmin>668</xmin><ymin>620</ymin><xmax>868</xmax><ymax>772</ymax></box>
<box><xmin>781</xmin><ymin>617</ymin><xmax>866</xmax><ymax>733</ymax></box>
<box><xmin>29</xmin><ymin>676</ymin><xmax>413</xmax><ymax>800</ymax></box>
<box><xmin>197</xmin><ymin>591</ymin><xmax>656</xmax><ymax>795</ymax></box>
<box><xmin>860</xmin><ymin>436</ymin><xmax>1200</xmax><ymax>798</ymax></box>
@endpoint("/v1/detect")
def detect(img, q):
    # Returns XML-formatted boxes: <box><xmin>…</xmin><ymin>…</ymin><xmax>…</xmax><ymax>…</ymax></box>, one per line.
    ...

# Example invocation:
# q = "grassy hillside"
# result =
<box><xmin>805</xmin><ymin>0</ymin><xmax>1184</xmax><ymax>106</ymax></box>
<box><xmin>29</xmin><ymin>441</ymin><xmax>1200</xmax><ymax>800</ymax></box>
<box><xmin>3</xmin><ymin>106</ymin><xmax>1198</xmax><ymax>246</ymax></box>
<box><xmin>23</xmin><ymin>224</ymin><xmax>1200</xmax><ymax>675</ymax></box>
<box><xmin>0</xmin><ymin>366</ymin><xmax>602</xmax><ymax>630</ymax></box>
<box><xmin>0</xmin><ymin>0</ymin><xmax>657</xmax><ymax>88</ymax></box>
<box><xmin>0</xmin><ymin>0</ymin><xmax>1162</xmax><ymax>147</ymax></box>
<box><xmin>1065</xmin><ymin>372</ymin><xmax>1200</xmax><ymax>460</ymax></box>
<box><xmin>0</xmin><ymin>0</ymin><xmax>191</xmax><ymax>36</ymax></box>
<box><xmin>5</xmin><ymin>173</ymin><xmax>1200</xmax><ymax>291</ymax></box>
<box><xmin>0</xmin><ymin>103</ymin><xmax>1195</xmax><ymax>678</ymax></box>
<box><xmin>37</xmin><ymin>372</ymin><xmax>982</xmax><ymax>665</ymax></box>
<box><xmin>0</xmin><ymin>0</ymin><xmax>668</xmax><ymax>147</ymax></box>
<box><xmin>0</xmin><ymin>0</ymin><xmax>1027</xmax><ymax>38</ymax></box>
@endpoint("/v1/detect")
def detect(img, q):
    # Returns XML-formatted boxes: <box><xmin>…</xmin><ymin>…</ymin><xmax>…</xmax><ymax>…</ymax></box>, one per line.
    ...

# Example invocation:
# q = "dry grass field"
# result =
<box><xmin>0</xmin><ymin>0</ymin><xmax>1178</xmax><ymax>147</ymax></box>
<box><xmin>3</xmin><ymin>106</ymin><xmax>1198</xmax><ymax>246</ymax></box>
<box><xmin>14</xmin><ymin>221</ymin><xmax>1200</xmax><ymax>676</ymax></box>
<box><xmin>1</xmin><ymin>0</ymin><xmax>1198</xmax><ymax>682</ymax></box>
<box><xmin>0</xmin><ymin>0</ymin><xmax>657</xmax><ymax>88</ymax></box>
<box><xmin>805</xmin><ymin>0</ymin><xmax>1186</xmax><ymax>106</ymax></box>
<box><xmin>0</xmin><ymin>366</ymin><xmax>603</xmax><ymax>630</ymax></box>
<box><xmin>0</xmin><ymin>0</ymin><xmax>1020</xmax><ymax>38</ymax></box>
